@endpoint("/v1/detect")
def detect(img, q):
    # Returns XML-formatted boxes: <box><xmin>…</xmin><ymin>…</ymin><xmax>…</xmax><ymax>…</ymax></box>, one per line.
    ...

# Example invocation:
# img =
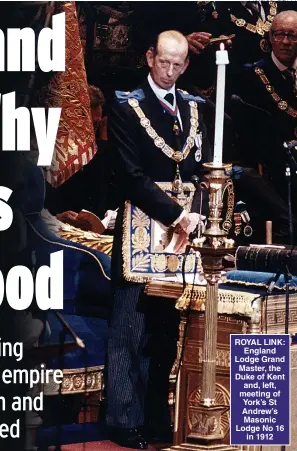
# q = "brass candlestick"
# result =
<box><xmin>187</xmin><ymin>162</ymin><xmax>236</xmax><ymax>450</ymax></box>
<box><xmin>202</xmin><ymin>163</ymin><xmax>233</xmax><ymax>240</ymax></box>
<box><xmin>164</xmin><ymin>162</ymin><xmax>237</xmax><ymax>451</ymax></box>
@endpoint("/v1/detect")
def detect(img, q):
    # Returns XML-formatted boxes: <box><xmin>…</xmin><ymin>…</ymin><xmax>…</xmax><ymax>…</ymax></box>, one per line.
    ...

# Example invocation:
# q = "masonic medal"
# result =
<box><xmin>241</xmin><ymin>210</ymin><xmax>253</xmax><ymax>237</ymax></box>
<box><xmin>234</xmin><ymin>212</ymin><xmax>242</xmax><ymax>236</ymax></box>
<box><xmin>240</xmin><ymin>210</ymin><xmax>250</xmax><ymax>224</ymax></box>
<box><xmin>243</xmin><ymin>225</ymin><xmax>253</xmax><ymax>237</ymax></box>
<box><xmin>195</xmin><ymin>132</ymin><xmax>202</xmax><ymax>162</ymax></box>
<box><xmin>195</xmin><ymin>149</ymin><xmax>202</xmax><ymax>162</ymax></box>
<box><xmin>172</xmin><ymin>164</ymin><xmax>183</xmax><ymax>194</ymax></box>
<box><xmin>260</xmin><ymin>38</ymin><xmax>270</xmax><ymax>53</ymax></box>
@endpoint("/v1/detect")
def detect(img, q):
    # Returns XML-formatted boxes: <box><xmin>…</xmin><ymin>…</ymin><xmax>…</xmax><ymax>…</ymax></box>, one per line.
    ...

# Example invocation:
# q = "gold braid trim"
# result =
<box><xmin>230</xmin><ymin>1</ymin><xmax>277</xmax><ymax>36</ymax></box>
<box><xmin>127</xmin><ymin>98</ymin><xmax>199</xmax><ymax>163</ymax></box>
<box><xmin>56</xmin><ymin>228</ymin><xmax>113</xmax><ymax>257</ymax></box>
<box><xmin>255</xmin><ymin>67</ymin><xmax>297</xmax><ymax>118</ymax></box>
<box><xmin>222</xmin><ymin>178</ymin><xmax>235</xmax><ymax>233</ymax></box>
<box><xmin>122</xmin><ymin>197</ymin><xmax>149</xmax><ymax>283</ymax></box>
<box><xmin>175</xmin><ymin>286</ymin><xmax>257</xmax><ymax>317</ymax></box>
<box><xmin>26</xmin><ymin>215</ymin><xmax>111</xmax><ymax>281</ymax></box>
<box><xmin>42</xmin><ymin>210</ymin><xmax>114</xmax><ymax>257</ymax></box>
<box><xmin>43</xmin><ymin>365</ymin><xmax>105</xmax><ymax>395</ymax></box>
<box><xmin>226</xmin><ymin>278</ymin><xmax>297</xmax><ymax>292</ymax></box>
<box><xmin>122</xmin><ymin>183</ymin><xmax>196</xmax><ymax>283</ymax></box>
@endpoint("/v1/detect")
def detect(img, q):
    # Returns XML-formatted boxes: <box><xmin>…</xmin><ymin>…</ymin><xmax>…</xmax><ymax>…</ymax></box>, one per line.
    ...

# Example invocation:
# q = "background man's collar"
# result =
<box><xmin>271</xmin><ymin>51</ymin><xmax>288</xmax><ymax>71</ymax></box>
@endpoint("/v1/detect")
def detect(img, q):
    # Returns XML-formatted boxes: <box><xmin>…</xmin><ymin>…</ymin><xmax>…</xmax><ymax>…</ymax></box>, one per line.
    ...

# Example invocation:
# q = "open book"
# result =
<box><xmin>76</xmin><ymin>210</ymin><xmax>106</xmax><ymax>234</ymax></box>
<box><xmin>56</xmin><ymin>209</ymin><xmax>117</xmax><ymax>234</ymax></box>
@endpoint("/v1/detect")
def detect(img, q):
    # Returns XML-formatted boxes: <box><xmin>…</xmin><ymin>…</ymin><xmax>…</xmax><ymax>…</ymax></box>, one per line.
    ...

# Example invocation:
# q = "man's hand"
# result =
<box><xmin>56</xmin><ymin>210</ymin><xmax>91</xmax><ymax>231</ymax></box>
<box><xmin>173</xmin><ymin>229</ymin><xmax>189</xmax><ymax>254</ymax></box>
<box><xmin>172</xmin><ymin>213</ymin><xmax>206</xmax><ymax>253</ymax></box>
<box><xmin>215</xmin><ymin>35</ymin><xmax>233</xmax><ymax>49</ymax></box>
<box><xmin>56</xmin><ymin>211</ymin><xmax>78</xmax><ymax>224</ymax></box>
<box><xmin>178</xmin><ymin>212</ymin><xmax>205</xmax><ymax>235</ymax></box>
<box><xmin>186</xmin><ymin>32</ymin><xmax>212</xmax><ymax>55</ymax></box>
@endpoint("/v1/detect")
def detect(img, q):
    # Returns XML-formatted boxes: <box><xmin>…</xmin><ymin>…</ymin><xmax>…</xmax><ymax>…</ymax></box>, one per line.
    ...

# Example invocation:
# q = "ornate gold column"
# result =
<box><xmin>195</xmin><ymin>164</ymin><xmax>235</xmax><ymax>447</ymax></box>
<box><xmin>201</xmin><ymin>278</ymin><xmax>219</xmax><ymax>405</ymax></box>
<box><xmin>164</xmin><ymin>162</ymin><xmax>238</xmax><ymax>451</ymax></box>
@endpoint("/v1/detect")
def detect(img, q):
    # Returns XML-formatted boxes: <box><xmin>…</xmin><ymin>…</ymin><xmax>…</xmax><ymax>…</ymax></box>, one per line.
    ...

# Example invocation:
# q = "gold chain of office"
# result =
<box><xmin>230</xmin><ymin>1</ymin><xmax>278</xmax><ymax>36</ymax></box>
<box><xmin>127</xmin><ymin>97</ymin><xmax>200</xmax><ymax>163</ymax></box>
<box><xmin>254</xmin><ymin>67</ymin><xmax>297</xmax><ymax>118</ymax></box>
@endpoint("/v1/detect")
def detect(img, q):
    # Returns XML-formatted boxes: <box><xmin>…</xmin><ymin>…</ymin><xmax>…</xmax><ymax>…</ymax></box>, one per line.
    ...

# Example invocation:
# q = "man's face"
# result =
<box><xmin>91</xmin><ymin>106</ymin><xmax>103</xmax><ymax>132</ymax></box>
<box><xmin>270</xmin><ymin>17</ymin><xmax>297</xmax><ymax>66</ymax></box>
<box><xmin>146</xmin><ymin>38</ymin><xmax>189</xmax><ymax>90</ymax></box>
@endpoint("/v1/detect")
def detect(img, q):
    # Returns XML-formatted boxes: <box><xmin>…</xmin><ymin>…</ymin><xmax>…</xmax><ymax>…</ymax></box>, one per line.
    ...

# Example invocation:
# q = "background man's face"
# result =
<box><xmin>91</xmin><ymin>106</ymin><xmax>103</xmax><ymax>131</ymax></box>
<box><xmin>147</xmin><ymin>38</ymin><xmax>189</xmax><ymax>89</ymax></box>
<box><xmin>271</xmin><ymin>18</ymin><xmax>297</xmax><ymax>66</ymax></box>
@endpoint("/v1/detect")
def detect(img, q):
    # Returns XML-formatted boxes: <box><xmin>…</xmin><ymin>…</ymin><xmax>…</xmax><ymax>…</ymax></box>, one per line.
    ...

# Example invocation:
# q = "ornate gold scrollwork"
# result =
<box><xmin>200</xmin><ymin>176</ymin><xmax>234</xmax><ymax>234</ymax></box>
<box><xmin>187</xmin><ymin>383</ymin><xmax>231</xmax><ymax>438</ymax></box>
<box><xmin>222</xmin><ymin>178</ymin><xmax>235</xmax><ymax>233</ymax></box>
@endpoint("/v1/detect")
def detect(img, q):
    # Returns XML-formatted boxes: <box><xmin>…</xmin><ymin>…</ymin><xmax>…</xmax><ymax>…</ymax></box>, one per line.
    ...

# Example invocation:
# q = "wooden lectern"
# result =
<box><xmin>145</xmin><ymin>280</ymin><xmax>297</xmax><ymax>451</ymax></box>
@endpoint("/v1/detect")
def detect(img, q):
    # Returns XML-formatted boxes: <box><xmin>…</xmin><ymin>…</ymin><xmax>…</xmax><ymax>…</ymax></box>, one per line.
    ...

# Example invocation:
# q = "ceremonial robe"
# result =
<box><xmin>106</xmin><ymin>79</ymin><xmax>210</xmax><ymax>430</ymax></box>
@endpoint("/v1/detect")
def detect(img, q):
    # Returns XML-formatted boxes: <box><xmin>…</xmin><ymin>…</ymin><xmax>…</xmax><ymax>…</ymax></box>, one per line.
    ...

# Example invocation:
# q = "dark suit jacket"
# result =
<box><xmin>216</xmin><ymin>2</ymin><xmax>275</xmax><ymax>69</ymax></box>
<box><xmin>231</xmin><ymin>55</ymin><xmax>297</xmax><ymax>218</ymax></box>
<box><xmin>232</xmin><ymin>56</ymin><xmax>297</xmax><ymax>166</ymax></box>
<box><xmin>107</xmin><ymin>80</ymin><xmax>211</xmax><ymax>283</ymax></box>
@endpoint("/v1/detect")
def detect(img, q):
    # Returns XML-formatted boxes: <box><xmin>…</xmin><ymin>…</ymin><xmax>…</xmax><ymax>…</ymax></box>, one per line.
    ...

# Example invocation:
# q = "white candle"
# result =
<box><xmin>213</xmin><ymin>43</ymin><xmax>229</xmax><ymax>166</ymax></box>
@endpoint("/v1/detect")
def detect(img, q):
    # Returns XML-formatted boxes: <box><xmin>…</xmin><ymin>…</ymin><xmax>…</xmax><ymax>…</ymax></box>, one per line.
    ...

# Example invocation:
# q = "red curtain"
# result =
<box><xmin>45</xmin><ymin>1</ymin><xmax>96</xmax><ymax>187</ymax></box>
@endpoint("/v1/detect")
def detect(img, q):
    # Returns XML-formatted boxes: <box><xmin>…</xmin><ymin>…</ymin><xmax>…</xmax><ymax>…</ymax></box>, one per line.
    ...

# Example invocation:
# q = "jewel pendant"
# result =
<box><xmin>172</xmin><ymin>164</ymin><xmax>183</xmax><ymax>194</ymax></box>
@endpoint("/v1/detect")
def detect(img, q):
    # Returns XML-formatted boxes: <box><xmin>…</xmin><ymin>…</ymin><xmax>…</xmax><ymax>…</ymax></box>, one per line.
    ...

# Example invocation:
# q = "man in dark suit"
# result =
<box><xmin>106</xmin><ymin>30</ymin><xmax>210</xmax><ymax>449</ymax></box>
<box><xmin>130</xmin><ymin>3</ymin><xmax>284</xmax><ymax>168</ymax></box>
<box><xmin>215</xmin><ymin>2</ymin><xmax>278</xmax><ymax>68</ymax></box>
<box><xmin>132</xmin><ymin>2</ymin><xmax>283</xmax><ymax>89</ymax></box>
<box><xmin>231</xmin><ymin>10</ymin><xmax>297</xmax><ymax>241</ymax></box>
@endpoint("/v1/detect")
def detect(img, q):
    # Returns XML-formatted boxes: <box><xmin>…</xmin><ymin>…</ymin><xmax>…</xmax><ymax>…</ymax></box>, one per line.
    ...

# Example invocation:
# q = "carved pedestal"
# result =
<box><xmin>145</xmin><ymin>279</ymin><xmax>254</xmax><ymax>451</ymax></box>
<box><xmin>163</xmin><ymin>310</ymin><xmax>247</xmax><ymax>451</ymax></box>
<box><xmin>145</xmin><ymin>280</ymin><xmax>297</xmax><ymax>451</ymax></box>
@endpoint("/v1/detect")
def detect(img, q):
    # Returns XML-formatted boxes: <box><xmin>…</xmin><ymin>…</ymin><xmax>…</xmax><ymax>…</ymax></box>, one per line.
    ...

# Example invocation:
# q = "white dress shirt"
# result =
<box><xmin>147</xmin><ymin>74</ymin><xmax>183</xmax><ymax>130</ymax></box>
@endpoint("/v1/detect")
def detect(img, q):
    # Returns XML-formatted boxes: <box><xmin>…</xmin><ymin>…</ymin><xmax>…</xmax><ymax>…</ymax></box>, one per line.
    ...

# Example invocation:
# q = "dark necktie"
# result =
<box><xmin>284</xmin><ymin>68</ymin><xmax>296</xmax><ymax>90</ymax></box>
<box><xmin>163</xmin><ymin>93</ymin><xmax>183</xmax><ymax>192</ymax></box>
<box><xmin>163</xmin><ymin>93</ymin><xmax>182</xmax><ymax>150</ymax></box>
<box><xmin>164</xmin><ymin>92</ymin><xmax>174</xmax><ymax>106</ymax></box>
<box><xmin>247</xmin><ymin>1</ymin><xmax>260</xmax><ymax>18</ymax></box>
